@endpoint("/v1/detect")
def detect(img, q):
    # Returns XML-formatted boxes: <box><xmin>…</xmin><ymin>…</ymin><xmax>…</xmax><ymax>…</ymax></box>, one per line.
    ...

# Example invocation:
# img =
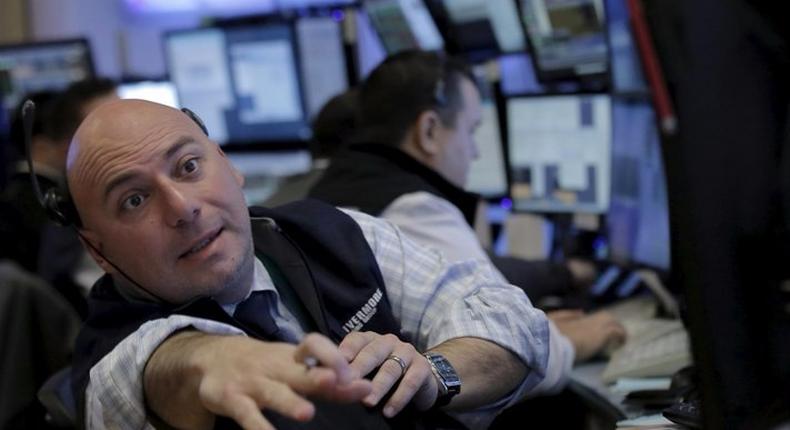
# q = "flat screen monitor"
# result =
<box><xmin>165</xmin><ymin>24</ymin><xmax>310</xmax><ymax>147</ymax></box>
<box><xmin>467</xmin><ymin>99</ymin><xmax>508</xmax><ymax>198</ymax></box>
<box><xmin>604</xmin><ymin>0</ymin><xmax>648</xmax><ymax>94</ymax></box>
<box><xmin>118</xmin><ymin>80</ymin><xmax>180</xmax><ymax>108</ymax></box>
<box><xmin>295</xmin><ymin>16</ymin><xmax>349</xmax><ymax>119</ymax></box>
<box><xmin>0</xmin><ymin>38</ymin><xmax>94</xmax><ymax>125</ymax></box>
<box><xmin>507</xmin><ymin>93</ymin><xmax>611</xmax><ymax>213</ymax></box>
<box><xmin>363</xmin><ymin>0</ymin><xmax>444</xmax><ymax>54</ymax></box>
<box><xmin>519</xmin><ymin>0</ymin><xmax>609</xmax><ymax>82</ymax></box>
<box><xmin>425</xmin><ymin>0</ymin><xmax>526</xmax><ymax>62</ymax></box>
<box><xmin>607</xmin><ymin>98</ymin><xmax>670</xmax><ymax>270</ymax></box>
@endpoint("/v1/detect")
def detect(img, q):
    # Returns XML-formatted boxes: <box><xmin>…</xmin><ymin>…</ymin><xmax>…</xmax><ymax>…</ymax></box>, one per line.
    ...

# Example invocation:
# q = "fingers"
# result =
<box><xmin>340</xmin><ymin>332</ymin><xmax>434</xmax><ymax>417</ymax></box>
<box><xmin>361</xmin><ymin>343</ymin><xmax>409</xmax><ymax>407</ymax></box>
<box><xmin>221</xmin><ymin>394</ymin><xmax>275</xmax><ymax>430</ymax></box>
<box><xmin>342</xmin><ymin>332</ymin><xmax>398</xmax><ymax>379</ymax></box>
<box><xmin>200</xmin><ymin>380</ymin><xmax>314</xmax><ymax>430</ymax></box>
<box><xmin>338</xmin><ymin>331</ymin><xmax>378</xmax><ymax>362</ymax></box>
<box><xmin>295</xmin><ymin>333</ymin><xmax>356</xmax><ymax>385</ymax></box>
<box><xmin>381</xmin><ymin>354</ymin><xmax>435</xmax><ymax>417</ymax></box>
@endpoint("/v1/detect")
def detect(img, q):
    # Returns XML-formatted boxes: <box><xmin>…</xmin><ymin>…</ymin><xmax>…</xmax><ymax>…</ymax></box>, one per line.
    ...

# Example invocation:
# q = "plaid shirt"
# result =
<box><xmin>85</xmin><ymin>209</ymin><xmax>572</xmax><ymax>430</ymax></box>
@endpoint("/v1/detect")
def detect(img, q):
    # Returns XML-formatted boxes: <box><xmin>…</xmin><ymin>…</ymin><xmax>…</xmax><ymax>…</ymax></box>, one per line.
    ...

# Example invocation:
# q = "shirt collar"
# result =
<box><xmin>221</xmin><ymin>257</ymin><xmax>278</xmax><ymax>314</ymax></box>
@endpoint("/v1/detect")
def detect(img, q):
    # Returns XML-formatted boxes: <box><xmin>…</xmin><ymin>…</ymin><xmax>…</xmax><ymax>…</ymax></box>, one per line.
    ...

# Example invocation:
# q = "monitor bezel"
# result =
<box><xmin>163</xmin><ymin>22</ymin><xmax>313</xmax><ymax>152</ymax></box>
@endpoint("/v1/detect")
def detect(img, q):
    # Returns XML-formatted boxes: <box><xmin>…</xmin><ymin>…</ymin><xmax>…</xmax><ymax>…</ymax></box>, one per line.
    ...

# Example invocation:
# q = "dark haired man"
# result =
<box><xmin>308</xmin><ymin>51</ymin><xmax>625</xmax><ymax>363</ymax></box>
<box><xmin>263</xmin><ymin>88</ymin><xmax>359</xmax><ymax>207</ymax></box>
<box><xmin>0</xmin><ymin>79</ymin><xmax>118</xmax><ymax>317</ymax></box>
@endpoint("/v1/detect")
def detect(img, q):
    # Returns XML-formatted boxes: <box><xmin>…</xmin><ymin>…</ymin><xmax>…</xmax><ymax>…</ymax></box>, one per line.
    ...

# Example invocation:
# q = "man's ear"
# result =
<box><xmin>414</xmin><ymin>110</ymin><xmax>443</xmax><ymax>156</ymax></box>
<box><xmin>78</xmin><ymin>230</ymin><xmax>116</xmax><ymax>275</ymax></box>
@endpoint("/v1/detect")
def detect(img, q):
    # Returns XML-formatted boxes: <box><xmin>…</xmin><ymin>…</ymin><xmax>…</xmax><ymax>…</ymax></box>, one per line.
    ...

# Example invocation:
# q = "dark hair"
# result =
<box><xmin>356</xmin><ymin>50</ymin><xmax>475</xmax><ymax>147</ymax></box>
<box><xmin>47</xmin><ymin>77</ymin><xmax>117</xmax><ymax>142</ymax></box>
<box><xmin>309</xmin><ymin>88</ymin><xmax>359</xmax><ymax>159</ymax></box>
<box><xmin>8</xmin><ymin>90</ymin><xmax>59</xmax><ymax>158</ymax></box>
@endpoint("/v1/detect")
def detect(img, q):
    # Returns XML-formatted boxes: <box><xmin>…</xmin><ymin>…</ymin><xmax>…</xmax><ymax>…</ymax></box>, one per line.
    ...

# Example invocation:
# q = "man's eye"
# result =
<box><xmin>181</xmin><ymin>158</ymin><xmax>200</xmax><ymax>175</ymax></box>
<box><xmin>121</xmin><ymin>194</ymin><xmax>145</xmax><ymax>211</ymax></box>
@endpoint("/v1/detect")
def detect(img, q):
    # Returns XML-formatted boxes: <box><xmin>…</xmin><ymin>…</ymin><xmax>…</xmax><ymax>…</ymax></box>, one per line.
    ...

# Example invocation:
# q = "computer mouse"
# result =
<box><xmin>670</xmin><ymin>365</ymin><xmax>697</xmax><ymax>393</ymax></box>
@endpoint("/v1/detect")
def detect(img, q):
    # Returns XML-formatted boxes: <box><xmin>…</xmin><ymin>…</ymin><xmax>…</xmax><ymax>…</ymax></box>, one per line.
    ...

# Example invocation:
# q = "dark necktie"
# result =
<box><xmin>233</xmin><ymin>291</ymin><xmax>282</xmax><ymax>340</ymax></box>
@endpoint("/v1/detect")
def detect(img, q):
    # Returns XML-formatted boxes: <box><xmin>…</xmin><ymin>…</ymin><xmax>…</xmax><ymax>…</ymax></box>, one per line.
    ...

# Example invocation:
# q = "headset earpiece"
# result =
<box><xmin>181</xmin><ymin>107</ymin><xmax>209</xmax><ymax>137</ymax></box>
<box><xmin>42</xmin><ymin>187</ymin><xmax>80</xmax><ymax>227</ymax></box>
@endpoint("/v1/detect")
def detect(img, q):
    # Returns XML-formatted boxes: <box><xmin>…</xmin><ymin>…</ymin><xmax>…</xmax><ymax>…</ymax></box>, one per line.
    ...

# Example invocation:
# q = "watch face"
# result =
<box><xmin>429</xmin><ymin>354</ymin><xmax>461</xmax><ymax>388</ymax></box>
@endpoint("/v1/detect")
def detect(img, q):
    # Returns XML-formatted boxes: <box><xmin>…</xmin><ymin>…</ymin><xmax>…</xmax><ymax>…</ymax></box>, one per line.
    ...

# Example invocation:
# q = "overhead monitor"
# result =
<box><xmin>426</xmin><ymin>0</ymin><xmax>526</xmax><ymax>61</ymax></box>
<box><xmin>165</xmin><ymin>24</ymin><xmax>310</xmax><ymax>147</ymax></box>
<box><xmin>607</xmin><ymin>98</ymin><xmax>670</xmax><ymax>270</ymax></box>
<box><xmin>295</xmin><ymin>16</ymin><xmax>349</xmax><ymax>119</ymax></box>
<box><xmin>507</xmin><ymin>93</ymin><xmax>611</xmax><ymax>213</ymax></box>
<box><xmin>363</xmin><ymin>0</ymin><xmax>444</xmax><ymax>55</ymax></box>
<box><xmin>118</xmin><ymin>80</ymin><xmax>180</xmax><ymax>108</ymax></box>
<box><xmin>0</xmin><ymin>38</ymin><xmax>94</xmax><ymax>125</ymax></box>
<box><xmin>467</xmin><ymin>99</ymin><xmax>508</xmax><ymax>198</ymax></box>
<box><xmin>519</xmin><ymin>0</ymin><xmax>609</xmax><ymax>82</ymax></box>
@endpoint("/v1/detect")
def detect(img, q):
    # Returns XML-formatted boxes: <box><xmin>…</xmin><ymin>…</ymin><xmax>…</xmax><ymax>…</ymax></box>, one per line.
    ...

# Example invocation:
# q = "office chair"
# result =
<box><xmin>37</xmin><ymin>367</ymin><xmax>76</xmax><ymax>428</ymax></box>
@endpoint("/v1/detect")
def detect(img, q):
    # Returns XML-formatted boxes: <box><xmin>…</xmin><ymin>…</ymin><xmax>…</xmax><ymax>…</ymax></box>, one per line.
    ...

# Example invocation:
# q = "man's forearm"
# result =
<box><xmin>143</xmin><ymin>330</ymin><xmax>217</xmax><ymax>430</ymax></box>
<box><xmin>428</xmin><ymin>337</ymin><xmax>526</xmax><ymax>410</ymax></box>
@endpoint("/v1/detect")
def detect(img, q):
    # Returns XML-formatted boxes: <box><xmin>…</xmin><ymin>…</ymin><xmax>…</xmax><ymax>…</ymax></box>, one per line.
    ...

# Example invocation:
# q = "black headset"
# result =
<box><xmin>23</xmin><ymin>100</ymin><xmax>210</xmax><ymax>303</ymax></box>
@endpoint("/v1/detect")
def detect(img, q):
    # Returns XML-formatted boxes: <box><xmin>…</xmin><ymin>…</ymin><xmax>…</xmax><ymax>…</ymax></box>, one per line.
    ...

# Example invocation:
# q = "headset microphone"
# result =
<box><xmin>23</xmin><ymin>99</ymin><xmax>171</xmax><ymax>304</ymax></box>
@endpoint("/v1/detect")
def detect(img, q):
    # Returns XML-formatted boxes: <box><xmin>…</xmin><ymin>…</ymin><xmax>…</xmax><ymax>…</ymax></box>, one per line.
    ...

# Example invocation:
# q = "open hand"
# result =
<box><xmin>549</xmin><ymin>310</ymin><xmax>627</xmax><ymax>362</ymax></box>
<box><xmin>180</xmin><ymin>333</ymin><xmax>372</xmax><ymax>430</ymax></box>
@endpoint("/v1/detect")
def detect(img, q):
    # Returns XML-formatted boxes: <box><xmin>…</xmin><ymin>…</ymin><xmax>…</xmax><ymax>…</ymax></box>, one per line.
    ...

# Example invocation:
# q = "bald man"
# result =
<box><xmin>68</xmin><ymin>100</ymin><xmax>573</xmax><ymax>430</ymax></box>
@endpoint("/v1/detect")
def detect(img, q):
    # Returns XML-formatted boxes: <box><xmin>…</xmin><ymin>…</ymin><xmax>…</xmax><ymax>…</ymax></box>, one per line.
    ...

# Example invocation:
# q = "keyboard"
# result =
<box><xmin>602</xmin><ymin>319</ymin><xmax>692</xmax><ymax>383</ymax></box>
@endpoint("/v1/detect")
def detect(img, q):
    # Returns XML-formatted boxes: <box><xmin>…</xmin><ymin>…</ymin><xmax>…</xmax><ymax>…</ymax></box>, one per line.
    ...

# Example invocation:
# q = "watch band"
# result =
<box><xmin>423</xmin><ymin>352</ymin><xmax>461</xmax><ymax>407</ymax></box>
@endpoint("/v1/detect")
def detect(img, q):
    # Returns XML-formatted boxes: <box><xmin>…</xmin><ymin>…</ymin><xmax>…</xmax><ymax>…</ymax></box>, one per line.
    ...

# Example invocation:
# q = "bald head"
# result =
<box><xmin>66</xmin><ymin>99</ymin><xmax>255</xmax><ymax>304</ymax></box>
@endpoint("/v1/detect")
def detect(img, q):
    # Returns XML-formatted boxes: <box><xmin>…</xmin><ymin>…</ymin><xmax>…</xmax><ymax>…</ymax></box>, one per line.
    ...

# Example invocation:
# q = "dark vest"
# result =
<box><xmin>308</xmin><ymin>144</ymin><xmax>480</xmax><ymax>227</ymax></box>
<box><xmin>309</xmin><ymin>144</ymin><xmax>575</xmax><ymax>305</ymax></box>
<box><xmin>71</xmin><ymin>201</ymin><xmax>461</xmax><ymax>429</ymax></box>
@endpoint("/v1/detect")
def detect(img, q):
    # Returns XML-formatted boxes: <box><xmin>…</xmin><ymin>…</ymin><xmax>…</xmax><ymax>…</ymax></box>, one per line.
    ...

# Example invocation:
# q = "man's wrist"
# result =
<box><xmin>423</xmin><ymin>352</ymin><xmax>461</xmax><ymax>407</ymax></box>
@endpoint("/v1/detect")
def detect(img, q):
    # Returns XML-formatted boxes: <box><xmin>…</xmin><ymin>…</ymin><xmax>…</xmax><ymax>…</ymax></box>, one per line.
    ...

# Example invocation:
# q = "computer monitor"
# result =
<box><xmin>165</xmin><ymin>24</ymin><xmax>310</xmax><ymax>147</ymax></box>
<box><xmin>518</xmin><ymin>0</ymin><xmax>609</xmax><ymax>83</ymax></box>
<box><xmin>607</xmin><ymin>98</ymin><xmax>670</xmax><ymax>270</ymax></box>
<box><xmin>425</xmin><ymin>0</ymin><xmax>526</xmax><ymax>62</ymax></box>
<box><xmin>295</xmin><ymin>16</ymin><xmax>349</xmax><ymax>119</ymax></box>
<box><xmin>467</xmin><ymin>98</ymin><xmax>508</xmax><ymax>198</ymax></box>
<box><xmin>507</xmin><ymin>93</ymin><xmax>611</xmax><ymax>213</ymax></box>
<box><xmin>604</xmin><ymin>0</ymin><xmax>648</xmax><ymax>94</ymax></box>
<box><xmin>118</xmin><ymin>79</ymin><xmax>180</xmax><ymax>108</ymax></box>
<box><xmin>363</xmin><ymin>0</ymin><xmax>444</xmax><ymax>55</ymax></box>
<box><xmin>0</xmin><ymin>38</ymin><xmax>94</xmax><ymax>128</ymax></box>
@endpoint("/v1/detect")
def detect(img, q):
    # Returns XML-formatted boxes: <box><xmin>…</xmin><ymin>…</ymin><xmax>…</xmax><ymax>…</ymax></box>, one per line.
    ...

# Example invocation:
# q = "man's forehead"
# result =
<box><xmin>69</xmin><ymin>103</ymin><xmax>202</xmax><ymax>187</ymax></box>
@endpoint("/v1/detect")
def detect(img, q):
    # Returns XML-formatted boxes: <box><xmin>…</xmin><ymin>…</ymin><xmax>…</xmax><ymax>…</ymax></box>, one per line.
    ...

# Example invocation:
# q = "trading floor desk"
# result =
<box><xmin>567</xmin><ymin>295</ymin><xmax>695</xmax><ymax>429</ymax></box>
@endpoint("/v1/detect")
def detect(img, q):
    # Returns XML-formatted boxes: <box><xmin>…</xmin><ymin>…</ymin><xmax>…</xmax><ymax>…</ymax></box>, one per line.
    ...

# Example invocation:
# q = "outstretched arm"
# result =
<box><xmin>144</xmin><ymin>332</ymin><xmax>372</xmax><ymax>430</ymax></box>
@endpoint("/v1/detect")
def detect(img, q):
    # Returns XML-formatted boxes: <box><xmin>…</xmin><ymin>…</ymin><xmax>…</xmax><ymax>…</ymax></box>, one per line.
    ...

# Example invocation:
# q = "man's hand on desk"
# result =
<box><xmin>549</xmin><ymin>310</ymin><xmax>627</xmax><ymax>363</ymax></box>
<box><xmin>144</xmin><ymin>331</ymin><xmax>373</xmax><ymax>430</ymax></box>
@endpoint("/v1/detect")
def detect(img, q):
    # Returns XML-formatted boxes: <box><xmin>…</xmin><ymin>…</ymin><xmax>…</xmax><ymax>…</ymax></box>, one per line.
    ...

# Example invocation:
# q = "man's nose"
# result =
<box><xmin>160</xmin><ymin>181</ymin><xmax>200</xmax><ymax>228</ymax></box>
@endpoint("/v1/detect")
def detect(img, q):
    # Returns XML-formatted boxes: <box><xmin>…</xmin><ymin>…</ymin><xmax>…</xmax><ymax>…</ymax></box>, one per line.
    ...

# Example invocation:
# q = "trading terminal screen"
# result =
<box><xmin>363</xmin><ymin>0</ymin><xmax>444</xmax><ymax>54</ymax></box>
<box><xmin>426</xmin><ymin>0</ymin><xmax>526</xmax><ymax>60</ymax></box>
<box><xmin>467</xmin><ymin>99</ymin><xmax>508</xmax><ymax>198</ymax></box>
<box><xmin>519</xmin><ymin>0</ymin><xmax>609</xmax><ymax>82</ymax></box>
<box><xmin>118</xmin><ymin>80</ymin><xmax>180</xmax><ymax>108</ymax></box>
<box><xmin>165</xmin><ymin>24</ymin><xmax>310</xmax><ymax>146</ymax></box>
<box><xmin>607</xmin><ymin>98</ymin><xmax>670</xmax><ymax>270</ymax></box>
<box><xmin>0</xmin><ymin>39</ymin><xmax>94</xmax><ymax>125</ymax></box>
<box><xmin>507</xmin><ymin>93</ymin><xmax>611</xmax><ymax>213</ymax></box>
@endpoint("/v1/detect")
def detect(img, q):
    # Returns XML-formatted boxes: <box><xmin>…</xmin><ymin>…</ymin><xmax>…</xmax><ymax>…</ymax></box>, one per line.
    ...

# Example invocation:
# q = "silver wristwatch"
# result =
<box><xmin>423</xmin><ymin>352</ymin><xmax>461</xmax><ymax>407</ymax></box>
